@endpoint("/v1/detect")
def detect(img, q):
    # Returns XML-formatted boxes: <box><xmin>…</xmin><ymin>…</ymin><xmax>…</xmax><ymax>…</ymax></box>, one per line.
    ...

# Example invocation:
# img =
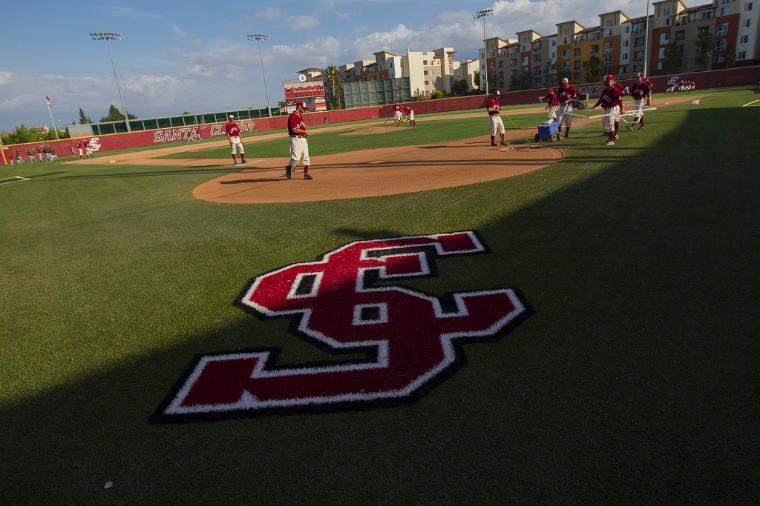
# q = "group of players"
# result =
<box><xmin>392</xmin><ymin>102</ymin><xmax>416</xmax><ymax>127</ymax></box>
<box><xmin>220</xmin><ymin>73</ymin><xmax>656</xmax><ymax>179</ymax></box>
<box><xmin>223</xmin><ymin>100</ymin><xmax>313</xmax><ymax>180</ymax></box>
<box><xmin>487</xmin><ymin>73</ymin><xmax>653</xmax><ymax>146</ymax></box>
<box><xmin>666</xmin><ymin>80</ymin><xmax>696</xmax><ymax>93</ymax></box>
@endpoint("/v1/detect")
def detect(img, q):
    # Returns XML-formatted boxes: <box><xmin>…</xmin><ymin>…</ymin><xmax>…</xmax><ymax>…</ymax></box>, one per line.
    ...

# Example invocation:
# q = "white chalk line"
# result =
<box><xmin>0</xmin><ymin>176</ymin><xmax>30</xmax><ymax>185</ymax></box>
<box><xmin>741</xmin><ymin>99</ymin><xmax>760</xmax><ymax>107</ymax></box>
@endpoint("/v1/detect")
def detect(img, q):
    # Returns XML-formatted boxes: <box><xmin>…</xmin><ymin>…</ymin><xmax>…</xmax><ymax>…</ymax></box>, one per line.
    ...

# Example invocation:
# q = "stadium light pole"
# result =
<box><xmin>643</xmin><ymin>0</ymin><xmax>651</xmax><ymax>77</ymax></box>
<box><xmin>247</xmin><ymin>34</ymin><xmax>273</xmax><ymax>117</ymax></box>
<box><xmin>90</xmin><ymin>32</ymin><xmax>131</xmax><ymax>132</ymax></box>
<box><xmin>473</xmin><ymin>9</ymin><xmax>494</xmax><ymax>95</ymax></box>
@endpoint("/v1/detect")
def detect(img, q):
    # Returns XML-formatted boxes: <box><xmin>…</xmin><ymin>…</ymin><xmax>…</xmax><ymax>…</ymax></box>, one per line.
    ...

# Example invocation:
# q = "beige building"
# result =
<box><xmin>452</xmin><ymin>58</ymin><xmax>480</xmax><ymax>91</ymax></box>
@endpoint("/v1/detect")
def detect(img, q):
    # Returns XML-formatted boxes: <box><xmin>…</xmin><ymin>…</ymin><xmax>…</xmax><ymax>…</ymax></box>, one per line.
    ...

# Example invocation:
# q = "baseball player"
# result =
<box><xmin>76</xmin><ymin>141</ymin><xmax>83</xmax><ymax>159</ymax></box>
<box><xmin>403</xmin><ymin>104</ymin><xmax>416</xmax><ymax>126</ymax></box>
<box><xmin>224</xmin><ymin>114</ymin><xmax>247</xmax><ymax>165</ymax></box>
<box><xmin>592</xmin><ymin>74</ymin><xmax>624</xmax><ymax>145</ymax></box>
<box><xmin>85</xmin><ymin>139</ymin><xmax>94</xmax><ymax>158</ymax></box>
<box><xmin>628</xmin><ymin>73</ymin><xmax>652</xmax><ymax>130</ymax></box>
<box><xmin>393</xmin><ymin>101</ymin><xmax>403</xmax><ymax>126</ymax></box>
<box><xmin>285</xmin><ymin>101</ymin><xmax>313</xmax><ymax>180</ymax></box>
<box><xmin>557</xmin><ymin>77</ymin><xmax>578</xmax><ymax>139</ymax></box>
<box><xmin>542</xmin><ymin>88</ymin><xmax>559</xmax><ymax>123</ymax></box>
<box><xmin>486</xmin><ymin>90</ymin><xmax>506</xmax><ymax>146</ymax></box>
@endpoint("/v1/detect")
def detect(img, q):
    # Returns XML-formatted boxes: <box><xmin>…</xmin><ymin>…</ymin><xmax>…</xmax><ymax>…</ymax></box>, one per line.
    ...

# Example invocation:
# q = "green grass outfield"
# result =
<box><xmin>1</xmin><ymin>87</ymin><xmax>759</xmax><ymax>503</ymax></box>
<box><xmin>161</xmin><ymin>112</ymin><xmax>548</xmax><ymax>159</ymax></box>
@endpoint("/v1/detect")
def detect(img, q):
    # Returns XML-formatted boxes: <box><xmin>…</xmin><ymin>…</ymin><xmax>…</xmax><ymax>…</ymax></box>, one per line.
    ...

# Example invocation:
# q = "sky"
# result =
<box><xmin>0</xmin><ymin>0</ymin><xmax>654</xmax><ymax>130</ymax></box>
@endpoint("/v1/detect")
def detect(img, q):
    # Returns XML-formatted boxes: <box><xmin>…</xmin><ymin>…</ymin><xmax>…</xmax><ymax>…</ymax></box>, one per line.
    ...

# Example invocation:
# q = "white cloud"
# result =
<box><xmin>288</xmin><ymin>15</ymin><xmax>320</xmax><ymax>30</ymax></box>
<box><xmin>168</xmin><ymin>22</ymin><xmax>188</xmax><ymax>39</ymax></box>
<box><xmin>256</xmin><ymin>7</ymin><xmax>282</xmax><ymax>19</ymax></box>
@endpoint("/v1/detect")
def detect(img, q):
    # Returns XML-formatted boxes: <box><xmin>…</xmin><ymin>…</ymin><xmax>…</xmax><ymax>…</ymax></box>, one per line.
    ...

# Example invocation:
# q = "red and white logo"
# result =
<box><xmin>155</xmin><ymin>231</ymin><xmax>528</xmax><ymax>421</ymax></box>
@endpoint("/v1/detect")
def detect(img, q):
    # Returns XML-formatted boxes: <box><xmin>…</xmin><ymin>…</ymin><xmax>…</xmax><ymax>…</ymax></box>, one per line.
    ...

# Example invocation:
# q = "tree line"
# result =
<box><xmin>1</xmin><ymin>105</ymin><xmax>136</xmax><ymax>144</ymax></box>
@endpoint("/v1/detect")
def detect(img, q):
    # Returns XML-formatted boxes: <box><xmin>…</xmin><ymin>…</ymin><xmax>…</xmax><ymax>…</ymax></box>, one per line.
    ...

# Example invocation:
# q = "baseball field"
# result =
<box><xmin>1</xmin><ymin>87</ymin><xmax>759</xmax><ymax>502</ymax></box>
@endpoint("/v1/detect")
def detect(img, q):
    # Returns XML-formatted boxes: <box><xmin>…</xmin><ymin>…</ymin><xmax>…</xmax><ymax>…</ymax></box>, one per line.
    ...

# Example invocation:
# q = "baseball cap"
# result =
<box><xmin>562</xmin><ymin>77</ymin><xmax>569</xmax><ymax>83</ymax></box>
<box><xmin>494</xmin><ymin>90</ymin><xmax>501</xmax><ymax>95</ymax></box>
<box><xmin>297</xmin><ymin>101</ymin><xmax>307</xmax><ymax>108</ymax></box>
<box><xmin>229</xmin><ymin>114</ymin><xmax>235</xmax><ymax>119</ymax></box>
<box><xmin>637</xmin><ymin>72</ymin><xmax>644</xmax><ymax>77</ymax></box>
<box><xmin>605</xmin><ymin>74</ymin><xmax>615</xmax><ymax>81</ymax></box>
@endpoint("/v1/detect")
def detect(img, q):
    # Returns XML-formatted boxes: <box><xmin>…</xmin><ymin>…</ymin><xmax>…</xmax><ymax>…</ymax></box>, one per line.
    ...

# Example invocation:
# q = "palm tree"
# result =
<box><xmin>324</xmin><ymin>65</ymin><xmax>343</xmax><ymax>109</ymax></box>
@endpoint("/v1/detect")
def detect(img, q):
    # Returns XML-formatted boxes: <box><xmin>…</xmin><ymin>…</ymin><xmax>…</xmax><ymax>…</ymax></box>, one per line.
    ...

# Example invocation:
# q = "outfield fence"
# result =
<box><xmin>2</xmin><ymin>65</ymin><xmax>759</xmax><ymax>165</ymax></box>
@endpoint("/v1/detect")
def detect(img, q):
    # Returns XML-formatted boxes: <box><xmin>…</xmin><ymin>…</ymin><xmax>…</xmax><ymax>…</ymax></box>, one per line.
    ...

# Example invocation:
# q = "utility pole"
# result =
<box><xmin>90</xmin><ymin>32</ymin><xmax>131</xmax><ymax>132</ymax></box>
<box><xmin>247</xmin><ymin>34</ymin><xmax>272</xmax><ymax>117</ymax></box>
<box><xmin>643</xmin><ymin>0</ymin><xmax>651</xmax><ymax>77</ymax></box>
<box><xmin>473</xmin><ymin>9</ymin><xmax>494</xmax><ymax>94</ymax></box>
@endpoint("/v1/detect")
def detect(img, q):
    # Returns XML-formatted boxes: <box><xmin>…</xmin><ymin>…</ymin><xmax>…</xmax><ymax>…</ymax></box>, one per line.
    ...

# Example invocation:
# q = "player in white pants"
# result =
<box><xmin>224</xmin><ymin>114</ymin><xmax>246</xmax><ymax>165</ymax></box>
<box><xmin>285</xmin><ymin>101</ymin><xmax>313</xmax><ymax>180</ymax></box>
<box><xmin>486</xmin><ymin>90</ymin><xmax>506</xmax><ymax>146</ymax></box>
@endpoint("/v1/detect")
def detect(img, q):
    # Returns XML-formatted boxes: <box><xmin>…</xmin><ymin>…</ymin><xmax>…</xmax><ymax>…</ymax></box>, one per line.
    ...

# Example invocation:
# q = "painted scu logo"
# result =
<box><xmin>156</xmin><ymin>232</ymin><xmax>529</xmax><ymax>421</ymax></box>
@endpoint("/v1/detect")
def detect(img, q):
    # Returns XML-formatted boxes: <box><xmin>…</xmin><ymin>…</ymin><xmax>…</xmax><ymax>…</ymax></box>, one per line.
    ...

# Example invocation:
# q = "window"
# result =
<box><xmin>623</xmin><ymin>52</ymin><xmax>629</xmax><ymax>61</ymax></box>
<box><xmin>522</xmin><ymin>56</ymin><xmax>529</xmax><ymax>66</ymax></box>
<box><xmin>745</xmin><ymin>2</ymin><xmax>753</xmax><ymax>10</ymax></box>
<box><xmin>720</xmin><ymin>7</ymin><xmax>726</xmax><ymax>15</ymax></box>
<box><xmin>676</xmin><ymin>30</ymin><xmax>685</xmax><ymax>41</ymax></box>
<box><xmin>498</xmin><ymin>61</ymin><xmax>503</xmax><ymax>68</ymax></box>
<box><xmin>574</xmin><ymin>47</ymin><xmax>581</xmax><ymax>56</ymax></box>
<box><xmin>423</xmin><ymin>60</ymin><xmax>428</xmax><ymax>65</ymax></box>
<box><xmin>625</xmin><ymin>26</ymin><xmax>630</xmax><ymax>33</ymax></box>
<box><xmin>717</xmin><ymin>22</ymin><xmax>728</xmax><ymax>35</ymax></box>
<box><xmin>634</xmin><ymin>50</ymin><xmax>644</xmax><ymax>61</ymax></box>
<box><xmin>606</xmin><ymin>19</ymin><xmax>614</xmax><ymax>27</ymax></box>
<box><xmin>744</xmin><ymin>19</ymin><xmax>751</xmax><ymax>27</ymax></box>
<box><xmin>534</xmin><ymin>54</ymin><xmax>542</xmax><ymax>63</ymax></box>
<box><xmin>740</xmin><ymin>35</ymin><xmax>749</xmax><ymax>43</ymax></box>
<box><xmin>424</xmin><ymin>80</ymin><xmax>429</xmax><ymax>85</ymax></box>
<box><xmin>717</xmin><ymin>39</ymin><xmax>727</xmax><ymax>50</ymax></box>
<box><xmin>574</xmin><ymin>60</ymin><xmax>581</xmax><ymax>70</ymax></box>
<box><xmin>552</xmin><ymin>40</ymin><xmax>557</xmax><ymax>46</ymax></box>
<box><xmin>634</xmin><ymin>37</ymin><xmax>645</xmax><ymax>47</ymax></box>
<box><xmin>663</xmin><ymin>7</ymin><xmax>671</xmax><ymax>15</ymax></box>
<box><xmin>658</xmin><ymin>47</ymin><xmax>666</xmax><ymax>59</ymax></box>
<box><xmin>633</xmin><ymin>64</ymin><xmax>642</xmax><ymax>72</ymax></box>
<box><xmin>604</xmin><ymin>55</ymin><xmax>612</xmax><ymax>66</ymax></box>
<box><xmin>702</xmin><ymin>11</ymin><xmax>712</xmax><ymax>19</ymax></box>
<box><xmin>563</xmin><ymin>49</ymin><xmax>569</xmax><ymax>57</ymax></box>
<box><xmin>424</xmin><ymin>70</ymin><xmax>429</xmax><ymax>75</ymax></box>
<box><xmin>624</xmin><ymin>40</ymin><xmax>629</xmax><ymax>47</ymax></box>
<box><xmin>738</xmin><ymin>50</ymin><xmax>747</xmax><ymax>59</ymax></box>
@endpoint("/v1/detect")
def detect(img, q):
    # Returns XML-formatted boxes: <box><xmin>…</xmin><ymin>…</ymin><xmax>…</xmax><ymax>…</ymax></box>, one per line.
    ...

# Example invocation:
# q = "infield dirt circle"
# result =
<box><xmin>193</xmin><ymin>136</ymin><xmax>564</xmax><ymax>204</ymax></box>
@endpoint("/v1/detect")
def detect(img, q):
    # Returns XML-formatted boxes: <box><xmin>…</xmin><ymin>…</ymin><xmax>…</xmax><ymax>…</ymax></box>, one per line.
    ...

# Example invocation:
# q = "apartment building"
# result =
<box><xmin>479</xmin><ymin>37</ymin><xmax>513</xmax><ymax>90</ymax></box>
<box><xmin>452</xmin><ymin>59</ymin><xmax>481</xmax><ymax>91</ymax></box>
<box><xmin>494</xmin><ymin>41</ymin><xmax>520</xmax><ymax>90</ymax></box>
<box><xmin>737</xmin><ymin>0</ymin><xmax>760</xmax><ymax>62</ymax></box>
<box><xmin>556</xmin><ymin>20</ymin><xmax>586</xmax><ymax>80</ymax></box>
<box><xmin>619</xmin><ymin>16</ymin><xmax>651</xmax><ymax>78</ymax></box>
<box><xmin>527</xmin><ymin>35</ymin><xmax>558</xmax><ymax>87</ymax></box>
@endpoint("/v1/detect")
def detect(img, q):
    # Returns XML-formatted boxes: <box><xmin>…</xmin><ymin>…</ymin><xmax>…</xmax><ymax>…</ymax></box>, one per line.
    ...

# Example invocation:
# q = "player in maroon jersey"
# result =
<box><xmin>486</xmin><ymin>90</ymin><xmax>506</xmax><ymax>146</ymax></box>
<box><xmin>285</xmin><ymin>101</ymin><xmax>313</xmax><ymax>180</ymax></box>
<box><xmin>592</xmin><ymin>74</ymin><xmax>624</xmax><ymax>145</ymax></box>
<box><xmin>628</xmin><ymin>73</ymin><xmax>652</xmax><ymax>130</ymax></box>
<box><xmin>557</xmin><ymin>77</ymin><xmax>578</xmax><ymax>138</ymax></box>
<box><xmin>542</xmin><ymin>88</ymin><xmax>559</xmax><ymax>123</ymax></box>
<box><xmin>224</xmin><ymin>114</ymin><xmax>246</xmax><ymax>165</ymax></box>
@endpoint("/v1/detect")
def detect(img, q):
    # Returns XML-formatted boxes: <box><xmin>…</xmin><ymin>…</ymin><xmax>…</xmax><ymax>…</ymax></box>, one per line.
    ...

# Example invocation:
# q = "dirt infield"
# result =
<box><xmin>69</xmin><ymin>95</ymin><xmax>700</xmax><ymax>204</ymax></box>
<box><xmin>193</xmin><ymin>137</ymin><xmax>564</xmax><ymax>204</ymax></box>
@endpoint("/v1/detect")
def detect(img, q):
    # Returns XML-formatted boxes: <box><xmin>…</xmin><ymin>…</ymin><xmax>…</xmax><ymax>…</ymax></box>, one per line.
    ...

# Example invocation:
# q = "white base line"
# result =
<box><xmin>742</xmin><ymin>99</ymin><xmax>760</xmax><ymax>107</ymax></box>
<box><xmin>0</xmin><ymin>176</ymin><xmax>30</xmax><ymax>185</ymax></box>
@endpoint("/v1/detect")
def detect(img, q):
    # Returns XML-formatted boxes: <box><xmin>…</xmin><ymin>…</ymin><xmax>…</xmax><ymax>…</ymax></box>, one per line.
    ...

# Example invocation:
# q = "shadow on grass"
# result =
<box><xmin>2</xmin><ymin>106</ymin><xmax>759</xmax><ymax>503</ymax></box>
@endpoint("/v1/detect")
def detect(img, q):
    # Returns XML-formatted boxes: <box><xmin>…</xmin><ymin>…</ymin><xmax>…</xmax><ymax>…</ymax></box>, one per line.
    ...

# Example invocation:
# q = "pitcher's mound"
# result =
<box><xmin>193</xmin><ymin>137</ymin><xmax>563</xmax><ymax>204</ymax></box>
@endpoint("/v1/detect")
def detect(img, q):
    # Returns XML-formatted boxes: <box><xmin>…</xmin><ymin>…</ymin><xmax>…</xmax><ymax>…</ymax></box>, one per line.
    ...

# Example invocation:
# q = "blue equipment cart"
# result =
<box><xmin>535</xmin><ymin>121</ymin><xmax>561</xmax><ymax>142</ymax></box>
